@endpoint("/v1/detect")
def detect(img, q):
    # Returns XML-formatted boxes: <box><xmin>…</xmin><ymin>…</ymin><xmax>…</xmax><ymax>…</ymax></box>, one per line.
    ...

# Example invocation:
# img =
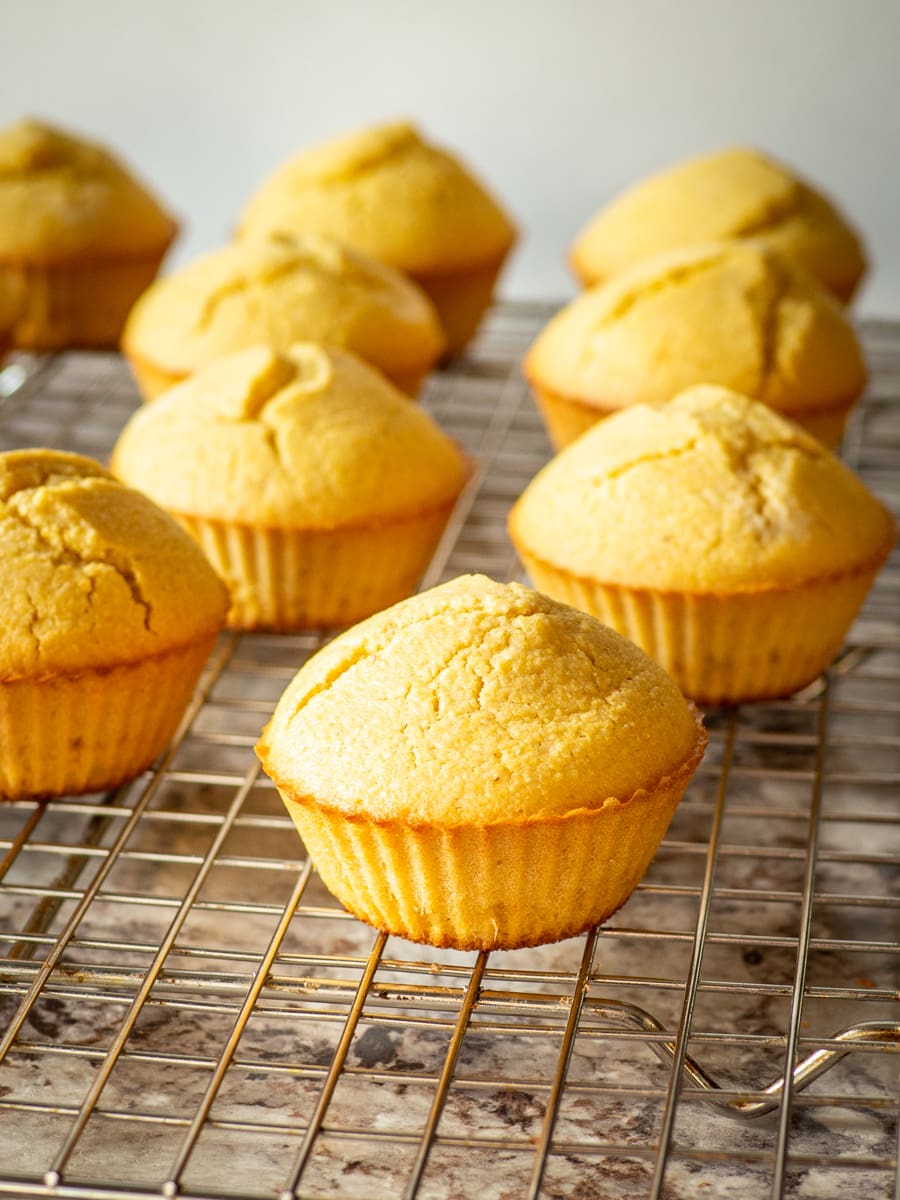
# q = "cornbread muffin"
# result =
<box><xmin>111</xmin><ymin>343</ymin><xmax>469</xmax><ymax>630</ymax></box>
<box><xmin>238</xmin><ymin>121</ymin><xmax>517</xmax><ymax>355</ymax></box>
<box><xmin>570</xmin><ymin>147</ymin><xmax>867</xmax><ymax>304</ymax></box>
<box><xmin>257</xmin><ymin>574</ymin><xmax>706</xmax><ymax>950</ymax></box>
<box><xmin>509</xmin><ymin>387</ymin><xmax>896</xmax><ymax>704</ymax></box>
<box><xmin>0</xmin><ymin>118</ymin><xmax>177</xmax><ymax>349</ymax></box>
<box><xmin>0</xmin><ymin>450</ymin><xmax>228</xmax><ymax>799</ymax></box>
<box><xmin>121</xmin><ymin>232</ymin><xmax>444</xmax><ymax>399</ymax></box>
<box><xmin>527</xmin><ymin>242</ymin><xmax>867</xmax><ymax>449</ymax></box>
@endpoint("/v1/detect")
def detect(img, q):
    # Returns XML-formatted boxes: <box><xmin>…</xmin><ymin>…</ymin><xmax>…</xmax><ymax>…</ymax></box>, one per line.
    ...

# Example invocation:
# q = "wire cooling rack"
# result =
<box><xmin>0</xmin><ymin>304</ymin><xmax>897</xmax><ymax>1200</ymax></box>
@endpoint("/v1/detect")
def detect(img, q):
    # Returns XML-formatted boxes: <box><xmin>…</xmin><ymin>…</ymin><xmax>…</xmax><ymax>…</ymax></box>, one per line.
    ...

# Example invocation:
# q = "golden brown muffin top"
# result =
<box><xmin>111</xmin><ymin>343</ymin><xmax>469</xmax><ymax>528</ymax></box>
<box><xmin>510</xmin><ymin>386</ymin><xmax>895</xmax><ymax>594</ymax></box>
<box><xmin>0</xmin><ymin>450</ymin><xmax>228</xmax><ymax>681</ymax></box>
<box><xmin>0</xmin><ymin>119</ymin><xmax>177</xmax><ymax>262</ymax></box>
<box><xmin>257</xmin><ymin>574</ymin><xmax>703</xmax><ymax>824</ymax></box>
<box><xmin>526</xmin><ymin>242</ymin><xmax>866</xmax><ymax>416</ymax></box>
<box><xmin>238</xmin><ymin>120</ymin><xmax>517</xmax><ymax>274</ymax></box>
<box><xmin>121</xmin><ymin>232</ymin><xmax>444</xmax><ymax>381</ymax></box>
<box><xmin>570</xmin><ymin>147</ymin><xmax>866</xmax><ymax>302</ymax></box>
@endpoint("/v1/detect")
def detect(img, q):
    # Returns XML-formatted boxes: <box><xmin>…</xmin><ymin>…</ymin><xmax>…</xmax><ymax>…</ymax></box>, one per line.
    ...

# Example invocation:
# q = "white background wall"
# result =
<box><xmin>4</xmin><ymin>0</ymin><xmax>899</xmax><ymax>314</ymax></box>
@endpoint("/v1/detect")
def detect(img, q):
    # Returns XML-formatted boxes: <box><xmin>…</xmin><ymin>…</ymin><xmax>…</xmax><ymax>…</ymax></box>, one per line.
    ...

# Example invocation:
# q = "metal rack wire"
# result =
<box><xmin>0</xmin><ymin>304</ymin><xmax>897</xmax><ymax>1200</ymax></box>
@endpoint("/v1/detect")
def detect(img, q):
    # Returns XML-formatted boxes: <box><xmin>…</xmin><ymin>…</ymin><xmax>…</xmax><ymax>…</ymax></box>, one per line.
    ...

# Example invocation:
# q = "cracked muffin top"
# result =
<box><xmin>526</xmin><ymin>242</ymin><xmax>866</xmax><ymax>419</ymax></box>
<box><xmin>0</xmin><ymin>118</ymin><xmax>177</xmax><ymax>261</ymax></box>
<box><xmin>121</xmin><ymin>232</ymin><xmax>444</xmax><ymax>385</ymax></box>
<box><xmin>509</xmin><ymin>386</ymin><xmax>896</xmax><ymax>593</ymax></box>
<box><xmin>238</xmin><ymin>121</ymin><xmax>517</xmax><ymax>275</ymax></box>
<box><xmin>0</xmin><ymin>450</ymin><xmax>228</xmax><ymax>680</ymax></box>
<box><xmin>570</xmin><ymin>147</ymin><xmax>866</xmax><ymax>303</ymax></box>
<box><xmin>110</xmin><ymin>343</ymin><xmax>469</xmax><ymax>528</ymax></box>
<box><xmin>257</xmin><ymin>574</ymin><xmax>703</xmax><ymax>824</ymax></box>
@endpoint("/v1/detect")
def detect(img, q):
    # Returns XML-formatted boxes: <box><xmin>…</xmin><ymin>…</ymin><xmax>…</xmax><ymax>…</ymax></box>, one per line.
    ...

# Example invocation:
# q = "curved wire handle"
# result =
<box><xmin>585</xmin><ymin>998</ymin><xmax>899</xmax><ymax>1119</ymax></box>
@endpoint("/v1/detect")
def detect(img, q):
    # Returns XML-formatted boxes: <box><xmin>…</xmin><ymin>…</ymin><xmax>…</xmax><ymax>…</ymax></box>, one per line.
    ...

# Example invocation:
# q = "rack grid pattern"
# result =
<box><xmin>0</xmin><ymin>305</ymin><xmax>897</xmax><ymax>1200</ymax></box>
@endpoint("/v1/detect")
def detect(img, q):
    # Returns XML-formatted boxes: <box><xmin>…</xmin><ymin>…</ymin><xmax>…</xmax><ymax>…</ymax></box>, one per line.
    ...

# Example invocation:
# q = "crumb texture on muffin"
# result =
<box><xmin>121</xmin><ymin>233</ymin><xmax>443</xmax><ymax>384</ymax></box>
<box><xmin>527</xmin><ymin>241</ymin><xmax>866</xmax><ymax>417</ymax></box>
<box><xmin>111</xmin><ymin>343</ymin><xmax>468</xmax><ymax>528</ymax></box>
<box><xmin>258</xmin><ymin>574</ymin><xmax>701</xmax><ymax>825</ymax></box>
<box><xmin>0</xmin><ymin>449</ymin><xmax>228</xmax><ymax>681</ymax></box>
<box><xmin>510</xmin><ymin>386</ymin><xmax>896</xmax><ymax>596</ymax></box>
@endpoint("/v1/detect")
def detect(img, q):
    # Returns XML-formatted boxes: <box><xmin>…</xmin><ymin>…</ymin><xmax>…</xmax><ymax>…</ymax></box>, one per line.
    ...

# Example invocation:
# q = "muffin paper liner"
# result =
<box><xmin>8</xmin><ymin>250</ymin><xmax>172</xmax><ymax>350</ymax></box>
<box><xmin>413</xmin><ymin>256</ymin><xmax>508</xmax><ymax>358</ymax></box>
<box><xmin>178</xmin><ymin>503</ymin><xmax>460</xmax><ymax>631</ymax></box>
<box><xmin>385</xmin><ymin>367</ymin><xmax>428</xmax><ymax>397</ymax></box>
<box><xmin>126</xmin><ymin>351</ymin><xmax>426</xmax><ymax>402</ymax></box>
<box><xmin>0</xmin><ymin>636</ymin><xmax>216</xmax><ymax>800</ymax></box>
<box><xmin>124</xmin><ymin>351</ymin><xmax>185</xmax><ymax>401</ymax></box>
<box><xmin>530</xmin><ymin>384</ymin><xmax>855</xmax><ymax>451</ymax></box>
<box><xmin>785</xmin><ymin>404</ymin><xmax>854</xmax><ymax>449</ymax></box>
<box><xmin>516</xmin><ymin>548</ymin><xmax>891</xmax><ymax>704</ymax></box>
<box><xmin>273</xmin><ymin>719</ymin><xmax>706</xmax><ymax>950</ymax></box>
<box><xmin>530</xmin><ymin>384</ymin><xmax>612</xmax><ymax>449</ymax></box>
